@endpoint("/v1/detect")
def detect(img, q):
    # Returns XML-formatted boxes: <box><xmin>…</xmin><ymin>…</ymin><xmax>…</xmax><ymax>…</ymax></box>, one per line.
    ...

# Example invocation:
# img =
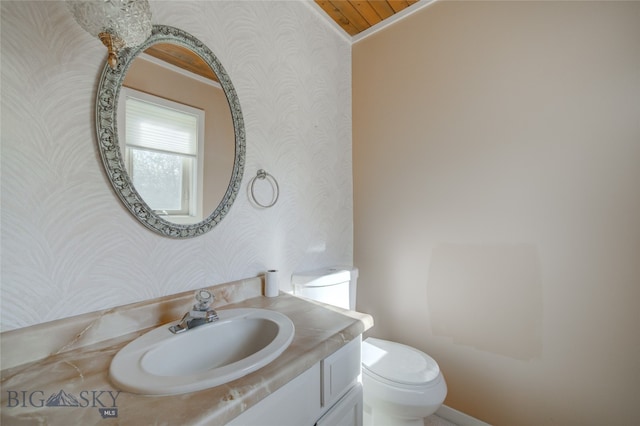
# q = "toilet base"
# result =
<box><xmin>364</xmin><ymin>401</ymin><xmax>428</xmax><ymax>426</ymax></box>
<box><xmin>362</xmin><ymin>368</ymin><xmax>446</xmax><ymax>426</ymax></box>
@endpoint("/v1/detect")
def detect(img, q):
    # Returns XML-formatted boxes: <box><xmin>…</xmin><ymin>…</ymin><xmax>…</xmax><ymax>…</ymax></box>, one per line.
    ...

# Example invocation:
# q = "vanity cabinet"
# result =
<box><xmin>228</xmin><ymin>336</ymin><xmax>362</xmax><ymax>426</ymax></box>
<box><xmin>316</xmin><ymin>384</ymin><xmax>363</xmax><ymax>426</ymax></box>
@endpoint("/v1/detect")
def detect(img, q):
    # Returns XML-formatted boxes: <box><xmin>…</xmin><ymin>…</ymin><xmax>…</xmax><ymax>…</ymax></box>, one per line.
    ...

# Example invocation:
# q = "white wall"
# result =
<box><xmin>0</xmin><ymin>1</ymin><xmax>352</xmax><ymax>331</ymax></box>
<box><xmin>353</xmin><ymin>1</ymin><xmax>640</xmax><ymax>425</ymax></box>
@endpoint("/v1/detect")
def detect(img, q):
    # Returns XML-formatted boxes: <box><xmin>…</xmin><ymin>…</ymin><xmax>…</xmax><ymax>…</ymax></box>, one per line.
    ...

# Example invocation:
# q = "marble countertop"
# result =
<box><xmin>0</xmin><ymin>277</ymin><xmax>373</xmax><ymax>425</ymax></box>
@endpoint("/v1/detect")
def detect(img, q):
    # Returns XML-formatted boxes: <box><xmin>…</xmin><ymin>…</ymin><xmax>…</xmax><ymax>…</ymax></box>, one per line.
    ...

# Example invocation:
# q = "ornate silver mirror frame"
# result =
<box><xmin>96</xmin><ymin>25</ymin><xmax>245</xmax><ymax>238</ymax></box>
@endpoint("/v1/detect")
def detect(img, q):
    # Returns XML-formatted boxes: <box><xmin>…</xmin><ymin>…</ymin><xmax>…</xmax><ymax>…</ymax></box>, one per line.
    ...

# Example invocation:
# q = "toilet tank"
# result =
<box><xmin>291</xmin><ymin>267</ymin><xmax>358</xmax><ymax>310</ymax></box>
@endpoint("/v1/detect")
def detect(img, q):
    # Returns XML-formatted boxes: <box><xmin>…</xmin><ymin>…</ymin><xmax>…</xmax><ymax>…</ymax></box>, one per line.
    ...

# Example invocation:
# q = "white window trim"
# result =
<box><xmin>117</xmin><ymin>87</ymin><xmax>205</xmax><ymax>224</ymax></box>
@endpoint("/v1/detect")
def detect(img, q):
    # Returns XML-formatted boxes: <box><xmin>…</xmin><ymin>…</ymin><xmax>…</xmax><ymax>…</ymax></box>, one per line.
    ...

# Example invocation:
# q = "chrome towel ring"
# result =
<box><xmin>249</xmin><ymin>169</ymin><xmax>279</xmax><ymax>208</ymax></box>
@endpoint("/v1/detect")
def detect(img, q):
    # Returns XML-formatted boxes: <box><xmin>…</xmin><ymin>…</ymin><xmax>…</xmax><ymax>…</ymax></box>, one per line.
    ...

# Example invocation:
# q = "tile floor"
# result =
<box><xmin>424</xmin><ymin>414</ymin><xmax>458</xmax><ymax>426</ymax></box>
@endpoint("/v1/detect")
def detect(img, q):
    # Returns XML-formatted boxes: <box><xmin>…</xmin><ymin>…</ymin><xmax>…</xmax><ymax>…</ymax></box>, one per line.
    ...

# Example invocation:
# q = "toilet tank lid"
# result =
<box><xmin>291</xmin><ymin>266</ymin><xmax>358</xmax><ymax>287</ymax></box>
<box><xmin>362</xmin><ymin>338</ymin><xmax>440</xmax><ymax>385</ymax></box>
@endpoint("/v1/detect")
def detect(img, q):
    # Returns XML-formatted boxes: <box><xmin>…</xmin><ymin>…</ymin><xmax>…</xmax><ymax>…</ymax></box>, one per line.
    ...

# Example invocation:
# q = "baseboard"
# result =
<box><xmin>436</xmin><ymin>405</ymin><xmax>492</xmax><ymax>426</ymax></box>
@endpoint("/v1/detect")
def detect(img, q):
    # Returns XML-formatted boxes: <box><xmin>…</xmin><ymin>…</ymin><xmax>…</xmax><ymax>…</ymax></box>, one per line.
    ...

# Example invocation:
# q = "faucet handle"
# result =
<box><xmin>194</xmin><ymin>289</ymin><xmax>214</xmax><ymax>311</ymax></box>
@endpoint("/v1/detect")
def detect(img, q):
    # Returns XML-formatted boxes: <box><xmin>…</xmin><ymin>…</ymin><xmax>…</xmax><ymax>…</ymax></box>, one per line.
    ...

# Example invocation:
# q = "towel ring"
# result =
<box><xmin>250</xmin><ymin>169</ymin><xmax>279</xmax><ymax>208</ymax></box>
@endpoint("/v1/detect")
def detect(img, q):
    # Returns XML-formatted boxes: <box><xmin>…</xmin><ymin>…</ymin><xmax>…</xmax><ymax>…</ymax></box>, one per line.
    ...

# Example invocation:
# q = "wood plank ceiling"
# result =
<box><xmin>144</xmin><ymin>1</ymin><xmax>424</xmax><ymax>77</ymax></box>
<box><xmin>315</xmin><ymin>0</ymin><xmax>421</xmax><ymax>37</ymax></box>
<box><xmin>145</xmin><ymin>43</ymin><xmax>218</xmax><ymax>82</ymax></box>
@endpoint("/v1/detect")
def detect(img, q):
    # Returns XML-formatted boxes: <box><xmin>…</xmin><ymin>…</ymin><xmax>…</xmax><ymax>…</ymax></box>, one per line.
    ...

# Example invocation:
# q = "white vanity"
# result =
<box><xmin>0</xmin><ymin>277</ymin><xmax>373</xmax><ymax>425</ymax></box>
<box><xmin>229</xmin><ymin>336</ymin><xmax>363</xmax><ymax>426</ymax></box>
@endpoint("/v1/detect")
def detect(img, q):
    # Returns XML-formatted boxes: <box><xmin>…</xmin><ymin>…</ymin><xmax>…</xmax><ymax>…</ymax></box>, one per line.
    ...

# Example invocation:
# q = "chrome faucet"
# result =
<box><xmin>169</xmin><ymin>289</ymin><xmax>219</xmax><ymax>334</ymax></box>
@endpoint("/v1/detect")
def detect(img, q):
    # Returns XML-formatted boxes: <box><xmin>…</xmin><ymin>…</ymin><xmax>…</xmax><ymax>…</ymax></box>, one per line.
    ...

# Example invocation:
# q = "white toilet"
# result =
<box><xmin>292</xmin><ymin>267</ymin><xmax>447</xmax><ymax>426</ymax></box>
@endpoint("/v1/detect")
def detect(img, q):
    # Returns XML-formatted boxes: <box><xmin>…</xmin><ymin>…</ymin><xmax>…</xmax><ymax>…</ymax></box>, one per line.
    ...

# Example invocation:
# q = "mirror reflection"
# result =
<box><xmin>96</xmin><ymin>25</ymin><xmax>245</xmax><ymax>238</ymax></box>
<box><xmin>118</xmin><ymin>43</ymin><xmax>235</xmax><ymax>224</ymax></box>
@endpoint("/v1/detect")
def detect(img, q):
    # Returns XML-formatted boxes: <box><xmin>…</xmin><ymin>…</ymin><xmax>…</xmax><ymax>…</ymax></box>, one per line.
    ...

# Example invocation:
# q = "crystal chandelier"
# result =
<box><xmin>67</xmin><ymin>0</ymin><xmax>152</xmax><ymax>69</ymax></box>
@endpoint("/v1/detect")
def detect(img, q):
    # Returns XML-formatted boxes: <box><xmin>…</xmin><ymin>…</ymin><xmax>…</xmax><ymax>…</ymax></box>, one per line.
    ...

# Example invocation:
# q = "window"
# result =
<box><xmin>119</xmin><ymin>88</ymin><xmax>205</xmax><ymax>223</ymax></box>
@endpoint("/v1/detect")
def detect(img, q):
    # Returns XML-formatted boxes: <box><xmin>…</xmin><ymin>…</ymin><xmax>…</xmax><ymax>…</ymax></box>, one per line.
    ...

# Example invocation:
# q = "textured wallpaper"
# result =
<box><xmin>0</xmin><ymin>1</ymin><xmax>352</xmax><ymax>331</ymax></box>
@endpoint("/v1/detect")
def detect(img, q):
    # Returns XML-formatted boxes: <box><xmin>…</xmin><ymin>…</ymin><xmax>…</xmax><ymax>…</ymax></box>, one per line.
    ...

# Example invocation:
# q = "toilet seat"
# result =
<box><xmin>362</xmin><ymin>338</ymin><xmax>440</xmax><ymax>387</ymax></box>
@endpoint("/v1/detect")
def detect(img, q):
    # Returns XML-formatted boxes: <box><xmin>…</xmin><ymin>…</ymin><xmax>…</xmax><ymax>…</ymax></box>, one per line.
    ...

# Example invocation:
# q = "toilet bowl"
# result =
<box><xmin>362</xmin><ymin>337</ymin><xmax>447</xmax><ymax>426</ymax></box>
<box><xmin>292</xmin><ymin>267</ymin><xmax>447</xmax><ymax>426</ymax></box>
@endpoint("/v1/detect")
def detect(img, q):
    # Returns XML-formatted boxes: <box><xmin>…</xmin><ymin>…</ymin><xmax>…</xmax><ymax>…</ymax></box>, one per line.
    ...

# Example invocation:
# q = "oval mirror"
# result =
<box><xmin>96</xmin><ymin>25</ymin><xmax>245</xmax><ymax>238</ymax></box>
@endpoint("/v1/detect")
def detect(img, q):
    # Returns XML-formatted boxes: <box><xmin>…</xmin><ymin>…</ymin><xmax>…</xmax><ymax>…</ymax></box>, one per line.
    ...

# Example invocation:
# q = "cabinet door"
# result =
<box><xmin>316</xmin><ymin>383</ymin><xmax>363</xmax><ymax>426</ymax></box>
<box><xmin>322</xmin><ymin>335</ymin><xmax>362</xmax><ymax>408</ymax></box>
<box><xmin>227</xmin><ymin>363</ymin><xmax>321</xmax><ymax>426</ymax></box>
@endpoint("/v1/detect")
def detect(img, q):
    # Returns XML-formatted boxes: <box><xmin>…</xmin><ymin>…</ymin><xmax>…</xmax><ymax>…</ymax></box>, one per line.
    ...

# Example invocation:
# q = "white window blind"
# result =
<box><xmin>126</xmin><ymin>98</ymin><xmax>198</xmax><ymax>156</ymax></box>
<box><xmin>118</xmin><ymin>88</ymin><xmax>206</xmax><ymax>224</ymax></box>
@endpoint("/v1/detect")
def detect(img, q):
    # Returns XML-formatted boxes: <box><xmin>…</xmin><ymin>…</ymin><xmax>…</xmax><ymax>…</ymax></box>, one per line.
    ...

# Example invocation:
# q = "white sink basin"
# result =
<box><xmin>109</xmin><ymin>308</ymin><xmax>295</xmax><ymax>395</ymax></box>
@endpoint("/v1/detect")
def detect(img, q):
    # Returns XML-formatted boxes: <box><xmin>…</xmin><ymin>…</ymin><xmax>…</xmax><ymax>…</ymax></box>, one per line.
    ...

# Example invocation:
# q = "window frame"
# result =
<box><xmin>118</xmin><ymin>87</ymin><xmax>205</xmax><ymax>224</ymax></box>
